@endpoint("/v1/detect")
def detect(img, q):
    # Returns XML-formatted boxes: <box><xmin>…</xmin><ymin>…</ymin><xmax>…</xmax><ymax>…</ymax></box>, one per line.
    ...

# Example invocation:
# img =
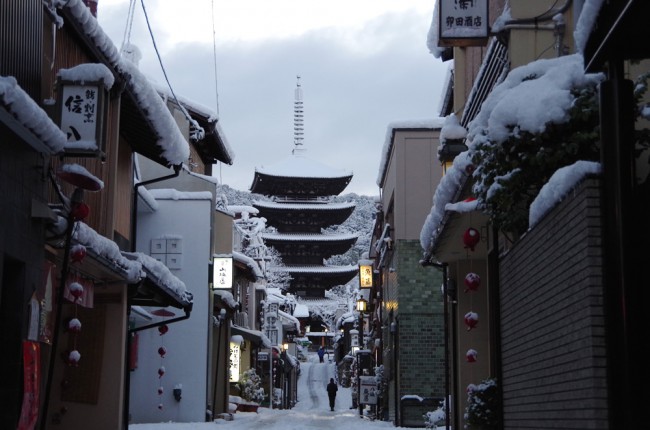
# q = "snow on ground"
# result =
<box><xmin>129</xmin><ymin>353</ymin><xmax>425</xmax><ymax>430</ymax></box>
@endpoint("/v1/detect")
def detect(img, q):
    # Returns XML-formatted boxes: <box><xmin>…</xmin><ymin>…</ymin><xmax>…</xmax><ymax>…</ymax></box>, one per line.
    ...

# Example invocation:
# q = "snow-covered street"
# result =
<box><xmin>129</xmin><ymin>353</ymin><xmax>407</xmax><ymax>430</ymax></box>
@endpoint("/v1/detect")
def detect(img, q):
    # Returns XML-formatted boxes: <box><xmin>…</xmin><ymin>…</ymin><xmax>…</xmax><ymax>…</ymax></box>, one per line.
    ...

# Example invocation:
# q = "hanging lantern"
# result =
<box><xmin>463</xmin><ymin>227</ymin><xmax>480</xmax><ymax>251</ymax></box>
<box><xmin>70</xmin><ymin>202</ymin><xmax>90</xmax><ymax>221</ymax></box>
<box><xmin>464</xmin><ymin>272</ymin><xmax>481</xmax><ymax>292</ymax></box>
<box><xmin>67</xmin><ymin>318</ymin><xmax>82</xmax><ymax>333</ymax></box>
<box><xmin>68</xmin><ymin>282</ymin><xmax>84</xmax><ymax>301</ymax></box>
<box><xmin>70</xmin><ymin>244</ymin><xmax>87</xmax><ymax>263</ymax></box>
<box><xmin>464</xmin><ymin>311</ymin><xmax>479</xmax><ymax>331</ymax></box>
<box><xmin>158</xmin><ymin>325</ymin><xmax>169</xmax><ymax>336</ymax></box>
<box><xmin>68</xmin><ymin>350</ymin><xmax>81</xmax><ymax>366</ymax></box>
<box><xmin>158</xmin><ymin>386</ymin><xmax>164</xmax><ymax>395</ymax></box>
<box><xmin>158</xmin><ymin>404</ymin><xmax>163</xmax><ymax>410</ymax></box>
<box><xmin>466</xmin><ymin>349</ymin><xmax>478</xmax><ymax>363</ymax></box>
<box><xmin>158</xmin><ymin>366</ymin><xmax>166</xmax><ymax>378</ymax></box>
<box><xmin>158</xmin><ymin>346</ymin><xmax>167</xmax><ymax>358</ymax></box>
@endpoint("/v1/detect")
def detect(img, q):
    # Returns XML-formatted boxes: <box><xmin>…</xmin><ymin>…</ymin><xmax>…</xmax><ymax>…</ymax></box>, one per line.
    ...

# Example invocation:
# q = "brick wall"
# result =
<box><xmin>396</xmin><ymin>239</ymin><xmax>446</xmax><ymax>426</ymax></box>
<box><xmin>499</xmin><ymin>177</ymin><xmax>609</xmax><ymax>429</ymax></box>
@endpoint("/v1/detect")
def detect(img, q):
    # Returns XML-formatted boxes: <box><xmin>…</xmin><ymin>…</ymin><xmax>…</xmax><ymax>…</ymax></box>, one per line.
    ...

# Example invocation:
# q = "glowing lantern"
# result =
<box><xmin>158</xmin><ymin>324</ymin><xmax>169</xmax><ymax>335</ymax></box>
<box><xmin>463</xmin><ymin>227</ymin><xmax>480</xmax><ymax>251</ymax></box>
<box><xmin>158</xmin><ymin>346</ymin><xmax>167</xmax><ymax>358</ymax></box>
<box><xmin>70</xmin><ymin>244</ymin><xmax>87</xmax><ymax>263</ymax></box>
<box><xmin>464</xmin><ymin>311</ymin><xmax>479</xmax><ymax>331</ymax></box>
<box><xmin>464</xmin><ymin>272</ymin><xmax>481</xmax><ymax>292</ymax></box>
<box><xmin>466</xmin><ymin>349</ymin><xmax>478</xmax><ymax>363</ymax></box>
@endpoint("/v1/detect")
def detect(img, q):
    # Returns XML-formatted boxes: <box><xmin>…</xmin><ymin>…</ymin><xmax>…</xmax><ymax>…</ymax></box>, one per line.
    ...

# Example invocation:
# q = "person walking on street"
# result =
<box><xmin>317</xmin><ymin>346</ymin><xmax>325</xmax><ymax>363</ymax></box>
<box><xmin>327</xmin><ymin>378</ymin><xmax>338</xmax><ymax>411</ymax></box>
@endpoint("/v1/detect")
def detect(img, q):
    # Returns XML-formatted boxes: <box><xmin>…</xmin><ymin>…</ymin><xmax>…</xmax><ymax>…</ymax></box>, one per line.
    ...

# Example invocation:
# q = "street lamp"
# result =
<box><xmin>356</xmin><ymin>297</ymin><xmax>368</xmax><ymax>417</ymax></box>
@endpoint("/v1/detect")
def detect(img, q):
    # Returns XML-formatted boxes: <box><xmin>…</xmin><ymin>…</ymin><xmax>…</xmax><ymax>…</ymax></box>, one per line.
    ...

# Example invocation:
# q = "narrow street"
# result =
<box><xmin>129</xmin><ymin>353</ymin><xmax>410</xmax><ymax>429</ymax></box>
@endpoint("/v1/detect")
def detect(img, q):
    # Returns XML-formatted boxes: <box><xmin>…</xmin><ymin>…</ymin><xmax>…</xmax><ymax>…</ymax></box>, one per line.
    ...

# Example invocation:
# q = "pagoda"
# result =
<box><xmin>250</xmin><ymin>77</ymin><xmax>358</xmax><ymax>297</ymax></box>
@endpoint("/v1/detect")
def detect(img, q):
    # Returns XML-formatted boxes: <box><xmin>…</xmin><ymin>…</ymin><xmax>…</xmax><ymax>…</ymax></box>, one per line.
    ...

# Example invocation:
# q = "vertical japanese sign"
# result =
<box><xmin>229</xmin><ymin>341</ymin><xmax>241</xmax><ymax>382</ymax></box>
<box><xmin>59</xmin><ymin>83</ymin><xmax>102</xmax><ymax>151</ymax></box>
<box><xmin>17</xmin><ymin>341</ymin><xmax>40</xmax><ymax>430</ymax></box>
<box><xmin>359</xmin><ymin>264</ymin><xmax>373</xmax><ymax>288</ymax></box>
<box><xmin>212</xmin><ymin>256</ymin><xmax>233</xmax><ymax>289</ymax></box>
<box><xmin>439</xmin><ymin>0</ymin><xmax>489</xmax><ymax>42</ymax></box>
<box><xmin>359</xmin><ymin>376</ymin><xmax>378</xmax><ymax>405</ymax></box>
<box><xmin>265</xmin><ymin>303</ymin><xmax>279</xmax><ymax>346</ymax></box>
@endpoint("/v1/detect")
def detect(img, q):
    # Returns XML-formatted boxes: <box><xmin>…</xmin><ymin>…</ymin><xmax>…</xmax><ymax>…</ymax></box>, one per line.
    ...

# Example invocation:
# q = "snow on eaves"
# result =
<box><xmin>574</xmin><ymin>0</ymin><xmax>606</xmax><ymax>54</ymax></box>
<box><xmin>56</xmin><ymin>0</ymin><xmax>190</xmax><ymax>166</ymax></box>
<box><xmin>278</xmin><ymin>265</ymin><xmax>358</xmax><ymax>274</ymax></box>
<box><xmin>233</xmin><ymin>251</ymin><xmax>264</xmax><ymax>280</ymax></box>
<box><xmin>256</xmin><ymin>152</ymin><xmax>352</xmax><ymax>179</ymax></box>
<box><xmin>147</xmin><ymin>188</ymin><xmax>213</xmax><ymax>201</ymax></box>
<box><xmin>57</xmin><ymin>63</ymin><xmax>115</xmax><ymax>89</ymax></box>
<box><xmin>260</xmin><ymin>233</ymin><xmax>359</xmax><ymax>242</ymax></box>
<box><xmin>0</xmin><ymin>76</ymin><xmax>67</xmax><ymax>153</ymax></box>
<box><xmin>253</xmin><ymin>200</ymin><xmax>356</xmax><ymax>211</ymax></box>
<box><xmin>72</xmin><ymin>221</ymin><xmax>190</xmax><ymax>303</ymax></box>
<box><xmin>376</xmin><ymin>118</ymin><xmax>445</xmax><ymax>186</ymax></box>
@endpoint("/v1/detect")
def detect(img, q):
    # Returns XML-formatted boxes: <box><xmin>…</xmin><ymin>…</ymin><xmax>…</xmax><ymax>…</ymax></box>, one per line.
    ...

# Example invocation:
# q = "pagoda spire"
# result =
<box><xmin>293</xmin><ymin>75</ymin><xmax>305</xmax><ymax>155</ymax></box>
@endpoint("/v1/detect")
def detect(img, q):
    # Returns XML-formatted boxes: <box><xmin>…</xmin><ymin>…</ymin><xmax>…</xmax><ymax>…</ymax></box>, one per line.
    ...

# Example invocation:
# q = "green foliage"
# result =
<box><xmin>464</xmin><ymin>378</ymin><xmax>499</xmax><ymax>430</ymax></box>
<box><xmin>471</xmin><ymin>82</ymin><xmax>601</xmax><ymax>235</ymax></box>
<box><xmin>239</xmin><ymin>369</ymin><xmax>266</xmax><ymax>404</ymax></box>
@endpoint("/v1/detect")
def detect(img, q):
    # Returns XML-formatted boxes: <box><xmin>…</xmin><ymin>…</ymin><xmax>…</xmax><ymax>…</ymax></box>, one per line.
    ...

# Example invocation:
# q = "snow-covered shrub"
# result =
<box><xmin>469</xmin><ymin>54</ymin><xmax>602</xmax><ymax>236</ymax></box>
<box><xmin>424</xmin><ymin>397</ymin><xmax>447</xmax><ymax>429</ymax></box>
<box><xmin>238</xmin><ymin>369</ymin><xmax>265</xmax><ymax>404</ymax></box>
<box><xmin>464</xmin><ymin>378</ymin><xmax>499</xmax><ymax>430</ymax></box>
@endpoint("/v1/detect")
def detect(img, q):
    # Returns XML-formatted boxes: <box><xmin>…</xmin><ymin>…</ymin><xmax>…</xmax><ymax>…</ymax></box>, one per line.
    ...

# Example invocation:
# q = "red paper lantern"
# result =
<box><xmin>158</xmin><ymin>325</ymin><xmax>169</xmax><ymax>336</ymax></box>
<box><xmin>68</xmin><ymin>282</ymin><xmax>84</xmax><ymax>301</ymax></box>
<box><xmin>463</xmin><ymin>227</ymin><xmax>480</xmax><ymax>251</ymax></box>
<box><xmin>68</xmin><ymin>350</ymin><xmax>81</xmax><ymax>366</ymax></box>
<box><xmin>464</xmin><ymin>272</ymin><xmax>481</xmax><ymax>292</ymax></box>
<box><xmin>70</xmin><ymin>202</ymin><xmax>90</xmax><ymax>221</ymax></box>
<box><xmin>70</xmin><ymin>244</ymin><xmax>87</xmax><ymax>263</ymax></box>
<box><xmin>68</xmin><ymin>318</ymin><xmax>82</xmax><ymax>333</ymax></box>
<box><xmin>466</xmin><ymin>349</ymin><xmax>478</xmax><ymax>363</ymax></box>
<box><xmin>158</xmin><ymin>346</ymin><xmax>167</xmax><ymax>358</ymax></box>
<box><xmin>464</xmin><ymin>311</ymin><xmax>479</xmax><ymax>331</ymax></box>
<box><xmin>158</xmin><ymin>366</ymin><xmax>166</xmax><ymax>378</ymax></box>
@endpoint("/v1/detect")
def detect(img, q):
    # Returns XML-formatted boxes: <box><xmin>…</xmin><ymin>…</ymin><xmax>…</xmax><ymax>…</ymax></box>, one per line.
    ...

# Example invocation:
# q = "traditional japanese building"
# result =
<box><xmin>250</xmin><ymin>77</ymin><xmax>358</xmax><ymax>298</ymax></box>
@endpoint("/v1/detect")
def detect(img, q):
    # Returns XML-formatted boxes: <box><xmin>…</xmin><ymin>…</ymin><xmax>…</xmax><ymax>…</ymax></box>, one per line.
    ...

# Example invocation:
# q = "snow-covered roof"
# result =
<box><xmin>279</xmin><ymin>265</ymin><xmax>358</xmax><ymax>274</ymax></box>
<box><xmin>56</xmin><ymin>0</ymin><xmax>190</xmax><ymax>166</ymax></box>
<box><xmin>0</xmin><ymin>76</ymin><xmax>67</xmax><ymax>154</ymax></box>
<box><xmin>293</xmin><ymin>303</ymin><xmax>310</xmax><ymax>318</ymax></box>
<box><xmin>279</xmin><ymin>309</ymin><xmax>301</xmax><ymax>332</ymax></box>
<box><xmin>228</xmin><ymin>205</ymin><xmax>260</xmax><ymax>215</ymax></box>
<box><xmin>255</xmin><ymin>152</ymin><xmax>352</xmax><ymax>179</ymax></box>
<box><xmin>253</xmin><ymin>200</ymin><xmax>356</xmax><ymax>211</ymax></box>
<box><xmin>147</xmin><ymin>188</ymin><xmax>213</xmax><ymax>201</ymax></box>
<box><xmin>260</xmin><ymin>233</ymin><xmax>359</xmax><ymax>242</ymax></box>
<box><xmin>376</xmin><ymin>118</ymin><xmax>445</xmax><ymax>186</ymax></box>
<box><xmin>233</xmin><ymin>251</ymin><xmax>263</xmax><ymax>279</ymax></box>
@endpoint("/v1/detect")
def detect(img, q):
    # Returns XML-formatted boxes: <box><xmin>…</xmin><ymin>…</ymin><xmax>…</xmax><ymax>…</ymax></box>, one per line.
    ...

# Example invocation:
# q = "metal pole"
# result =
<box><xmin>358</xmin><ymin>312</ymin><xmax>363</xmax><ymax>417</ymax></box>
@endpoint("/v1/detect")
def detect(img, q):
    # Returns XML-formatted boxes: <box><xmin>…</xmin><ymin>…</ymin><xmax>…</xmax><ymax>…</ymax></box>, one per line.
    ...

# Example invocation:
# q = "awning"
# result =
<box><xmin>231</xmin><ymin>325</ymin><xmax>271</xmax><ymax>348</ymax></box>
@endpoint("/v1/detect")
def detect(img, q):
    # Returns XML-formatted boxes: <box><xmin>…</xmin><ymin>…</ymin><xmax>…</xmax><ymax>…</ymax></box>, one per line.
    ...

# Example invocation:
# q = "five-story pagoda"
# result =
<box><xmin>250</xmin><ymin>77</ymin><xmax>358</xmax><ymax>297</ymax></box>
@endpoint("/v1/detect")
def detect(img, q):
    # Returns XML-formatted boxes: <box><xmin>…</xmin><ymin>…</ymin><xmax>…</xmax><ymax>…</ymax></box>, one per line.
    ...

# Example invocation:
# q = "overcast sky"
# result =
<box><xmin>97</xmin><ymin>0</ymin><xmax>448</xmax><ymax>196</ymax></box>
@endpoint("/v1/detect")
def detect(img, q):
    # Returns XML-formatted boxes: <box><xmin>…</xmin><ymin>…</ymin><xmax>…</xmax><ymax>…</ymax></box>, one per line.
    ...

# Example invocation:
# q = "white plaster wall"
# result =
<box><xmin>130</xmin><ymin>197</ymin><xmax>212</xmax><ymax>423</ymax></box>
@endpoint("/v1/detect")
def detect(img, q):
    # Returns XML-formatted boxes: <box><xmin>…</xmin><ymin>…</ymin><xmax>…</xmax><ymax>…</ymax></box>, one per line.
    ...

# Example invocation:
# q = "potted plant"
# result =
<box><xmin>237</xmin><ymin>369</ymin><xmax>265</xmax><ymax>412</ymax></box>
<box><xmin>464</xmin><ymin>378</ymin><xmax>499</xmax><ymax>430</ymax></box>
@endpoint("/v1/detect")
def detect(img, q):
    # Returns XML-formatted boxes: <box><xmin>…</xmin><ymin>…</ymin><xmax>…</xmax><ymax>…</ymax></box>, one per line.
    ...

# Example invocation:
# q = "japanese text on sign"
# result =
<box><xmin>60</xmin><ymin>84</ymin><xmax>100</xmax><ymax>149</ymax></box>
<box><xmin>439</xmin><ymin>0</ymin><xmax>488</xmax><ymax>40</ymax></box>
<box><xmin>212</xmin><ymin>256</ymin><xmax>232</xmax><ymax>289</ymax></box>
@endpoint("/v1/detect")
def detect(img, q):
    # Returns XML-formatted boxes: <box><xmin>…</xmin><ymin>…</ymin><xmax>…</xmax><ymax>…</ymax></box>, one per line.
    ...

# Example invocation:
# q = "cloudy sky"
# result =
<box><xmin>97</xmin><ymin>0</ymin><xmax>448</xmax><ymax>196</ymax></box>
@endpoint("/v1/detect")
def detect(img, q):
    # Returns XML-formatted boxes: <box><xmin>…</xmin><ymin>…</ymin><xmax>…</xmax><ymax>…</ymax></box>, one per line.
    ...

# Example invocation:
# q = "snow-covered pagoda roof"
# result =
<box><xmin>250</xmin><ymin>152</ymin><xmax>353</xmax><ymax>197</ymax></box>
<box><xmin>260</xmin><ymin>232</ymin><xmax>359</xmax><ymax>242</ymax></box>
<box><xmin>253</xmin><ymin>200</ymin><xmax>356</xmax><ymax>211</ymax></box>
